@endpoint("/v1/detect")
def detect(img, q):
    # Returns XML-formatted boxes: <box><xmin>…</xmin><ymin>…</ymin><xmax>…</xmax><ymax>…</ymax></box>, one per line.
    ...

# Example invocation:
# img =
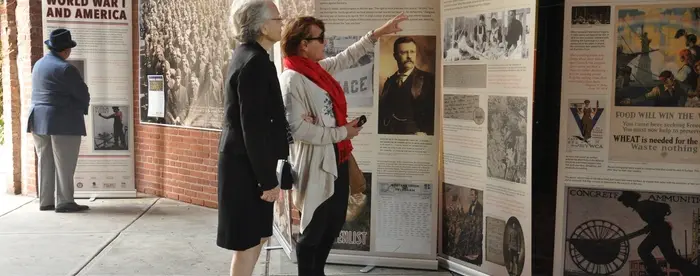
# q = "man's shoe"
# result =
<box><xmin>55</xmin><ymin>203</ymin><xmax>90</xmax><ymax>213</ymax></box>
<box><xmin>39</xmin><ymin>205</ymin><xmax>55</xmax><ymax>211</ymax></box>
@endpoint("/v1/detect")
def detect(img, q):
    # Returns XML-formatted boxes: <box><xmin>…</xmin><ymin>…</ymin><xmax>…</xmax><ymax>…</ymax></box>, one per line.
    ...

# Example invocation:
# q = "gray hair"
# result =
<box><xmin>230</xmin><ymin>0</ymin><xmax>272</xmax><ymax>43</ymax></box>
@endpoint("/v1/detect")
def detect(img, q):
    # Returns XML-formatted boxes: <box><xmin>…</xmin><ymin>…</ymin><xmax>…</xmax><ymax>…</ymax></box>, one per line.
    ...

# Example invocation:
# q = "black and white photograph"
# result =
<box><xmin>503</xmin><ymin>216</ymin><xmax>525</xmax><ymax>276</ymax></box>
<box><xmin>66</xmin><ymin>59</ymin><xmax>86</xmax><ymax>80</ymax></box>
<box><xmin>443</xmin><ymin>8</ymin><xmax>531</xmax><ymax>62</ymax></box>
<box><xmin>325</xmin><ymin>35</ymin><xmax>375</xmax><ymax>108</ymax></box>
<box><xmin>138</xmin><ymin>0</ymin><xmax>234</xmax><ymax>128</ymax></box>
<box><xmin>92</xmin><ymin>105</ymin><xmax>130</xmax><ymax>151</ymax></box>
<box><xmin>571</xmin><ymin>6</ymin><xmax>611</xmax><ymax>25</ymax></box>
<box><xmin>443</xmin><ymin>94</ymin><xmax>484</xmax><ymax>125</ymax></box>
<box><xmin>564</xmin><ymin>187</ymin><xmax>700</xmax><ymax>276</ymax></box>
<box><xmin>377</xmin><ymin>35</ymin><xmax>437</xmax><ymax>136</ymax></box>
<box><xmin>333</xmin><ymin>173</ymin><xmax>372</xmax><ymax>251</ymax></box>
<box><xmin>486</xmin><ymin>96</ymin><xmax>527</xmax><ymax>184</ymax></box>
<box><xmin>442</xmin><ymin>183</ymin><xmax>484</xmax><ymax>266</ymax></box>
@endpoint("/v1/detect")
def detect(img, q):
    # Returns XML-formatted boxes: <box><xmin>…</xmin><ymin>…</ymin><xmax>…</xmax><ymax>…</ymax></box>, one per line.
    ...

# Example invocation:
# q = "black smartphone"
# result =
<box><xmin>356</xmin><ymin>115</ymin><xmax>367</xmax><ymax>127</ymax></box>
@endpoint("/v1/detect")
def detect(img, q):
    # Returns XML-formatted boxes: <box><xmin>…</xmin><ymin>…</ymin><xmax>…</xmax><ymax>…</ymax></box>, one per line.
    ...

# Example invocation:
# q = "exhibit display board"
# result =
<box><xmin>137</xmin><ymin>0</ymin><xmax>234</xmax><ymax>129</ymax></box>
<box><xmin>271</xmin><ymin>0</ymin><xmax>442</xmax><ymax>271</ymax></box>
<box><xmin>554</xmin><ymin>1</ymin><xmax>700</xmax><ymax>275</ymax></box>
<box><xmin>42</xmin><ymin>0</ymin><xmax>137</xmax><ymax>198</ymax></box>
<box><xmin>439</xmin><ymin>0</ymin><xmax>536</xmax><ymax>276</ymax></box>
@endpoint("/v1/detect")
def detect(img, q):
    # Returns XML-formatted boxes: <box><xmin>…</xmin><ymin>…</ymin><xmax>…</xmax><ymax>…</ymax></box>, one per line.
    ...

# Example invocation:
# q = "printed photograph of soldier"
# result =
<box><xmin>443</xmin><ymin>8</ymin><xmax>531</xmax><ymax>62</ymax></box>
<box><xmin>571</xmin><ymin>6</ymin><xmax>611</xmax><ymax>25</ymax></box>
<box><xmin>377</xmin><ymin>35</ymin><xmax>436</xmax><ymax>136</ymax></box>
<box><xmin>138</xmin><ymin>0</ymin><xmax>233</xmax><ymax>128</ymax></box>
<box><xmin>615</xmin><ymin>7</ymin><xmax>700</xmax><ymax>107</ymax></box>
<box><xmin>503</xmin><ymin>216</ymin><xmax>525</xmax><ymax>276</ymax></box>
<box><xmin>442</xmin><ymin>184</ymin><xmax>484</xmax><ymax>266</ymax></box>
<box><xmin>486</xmin><ymin>96</ymin><xmax>528</xmax><ymax>184</ymax></box>
<box><xmin>93</xmin><ymin>105</ymin><xmax>129</xmax><ymax>151</ymax></box>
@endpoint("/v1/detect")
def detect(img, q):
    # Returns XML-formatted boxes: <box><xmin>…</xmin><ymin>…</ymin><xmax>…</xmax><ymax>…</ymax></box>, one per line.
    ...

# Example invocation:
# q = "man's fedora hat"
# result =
<box><xmin>44</xmin><ymin>28</ymin><xmax>77</xmax><ymax>50</ymax></box>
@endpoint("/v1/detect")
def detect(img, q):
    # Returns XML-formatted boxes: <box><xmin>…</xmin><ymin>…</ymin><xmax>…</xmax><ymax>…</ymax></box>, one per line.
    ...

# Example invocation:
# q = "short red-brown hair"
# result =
<box><xmin>281</xmin><ymin>16</ymin><xmax>325</xmax><ymax>57</ymax></box>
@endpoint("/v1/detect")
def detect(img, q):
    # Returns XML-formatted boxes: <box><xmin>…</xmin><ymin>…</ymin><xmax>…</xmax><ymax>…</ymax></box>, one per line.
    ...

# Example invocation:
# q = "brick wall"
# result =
<box><xmin>130</xmin><ymin>0</ymin><xmax>219</xmax><ymax>208</ymax></box>
<box><xmin>129</xmin><ymin>0</ymin><xmax>302</xmax><ymax>223</ymax></box>
<box><xmin>19</xmin><ymin>0</ymin><xmax>43</xmax><ymax>196</ymax></box>
<box><xmin>1</xmin><ymin>0</ymin><xmax>22</xmax><ymax>194</ymax></box>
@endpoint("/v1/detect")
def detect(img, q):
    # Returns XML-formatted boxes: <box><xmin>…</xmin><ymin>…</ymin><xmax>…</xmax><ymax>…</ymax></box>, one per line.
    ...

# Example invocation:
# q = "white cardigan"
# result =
<box><xmin>279</xmin><ymin>31</ymin><xmax>376</xmax><ymax>233</ymax></box>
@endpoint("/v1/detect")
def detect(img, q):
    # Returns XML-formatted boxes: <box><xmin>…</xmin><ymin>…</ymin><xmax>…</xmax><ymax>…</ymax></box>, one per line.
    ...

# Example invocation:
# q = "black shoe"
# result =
<box><xmin>55</xmin><ymin>203</ymin><xmax>90</xmax><ymax>213</ymax></box>
<box><xmin>39</xmin><ymin>205</ymin><xmax>55</xmax><ymax>211</ymax></box>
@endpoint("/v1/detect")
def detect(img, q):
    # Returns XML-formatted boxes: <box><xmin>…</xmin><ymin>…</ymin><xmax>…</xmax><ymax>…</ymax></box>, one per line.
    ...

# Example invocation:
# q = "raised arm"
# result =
<box><xmin>280</xmin><ymin>71</ymin><xmax>347</xmax><ymax>145</ymax></box>
<box><xmin>319</xmin><ymin>12</ymin><xmax>408</xmax><ymax>74</ymax></box>
<box><xmin>319</xmin><ymin>31</ymin><xmax>377</xmax><ymax>75</ymax></box>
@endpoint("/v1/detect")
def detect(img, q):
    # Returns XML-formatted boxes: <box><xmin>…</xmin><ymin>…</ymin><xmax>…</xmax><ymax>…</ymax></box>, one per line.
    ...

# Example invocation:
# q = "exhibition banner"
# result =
<box><xmin>271</xmin><ymin>0</ymin><xmax>441</xmax><ymax>271</ymax></box>
<box><xmin>439</xmin><ymin>0</ymin><xmax>536</xmax><ymax>275</ymax></box>
<box><xmin>42</xmin><ymin>0</ymin><xmax>136</xmax><ymax>198</ymax></box>
<box><xmin>137</xmin><ymin>0</ymin><xmax>233</xmax><ymax>129</ymax></box>
<box><xmin>555</xmin><ymin>1</ymin><xmax>700</xmax><ymax>275</ymax></box>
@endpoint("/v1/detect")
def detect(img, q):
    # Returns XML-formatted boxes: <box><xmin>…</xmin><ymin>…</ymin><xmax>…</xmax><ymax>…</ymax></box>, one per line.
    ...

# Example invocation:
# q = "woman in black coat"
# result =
<box><xmin>217</xmin><ymin>1</ymin><xmax>289</xmax><ymax>275</ymax></box>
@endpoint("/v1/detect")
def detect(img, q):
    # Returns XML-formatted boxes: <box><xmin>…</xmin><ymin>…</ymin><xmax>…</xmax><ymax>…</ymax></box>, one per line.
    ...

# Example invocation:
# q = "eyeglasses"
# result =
<box><xmin>305</xmin><ymin>32</ymin><xmax>325</xmax><ymax>43</ymax></box>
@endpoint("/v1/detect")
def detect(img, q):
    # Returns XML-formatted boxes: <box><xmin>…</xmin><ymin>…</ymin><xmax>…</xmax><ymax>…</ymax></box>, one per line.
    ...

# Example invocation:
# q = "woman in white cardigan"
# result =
<box><xmin>279</xmin><ymin>14</ymin><xmax>407</xmax><ymax>275</ymax></box>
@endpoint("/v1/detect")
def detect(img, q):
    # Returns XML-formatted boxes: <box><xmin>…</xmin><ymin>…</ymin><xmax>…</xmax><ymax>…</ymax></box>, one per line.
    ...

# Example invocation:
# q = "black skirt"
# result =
<box><xmin>216</xmin><ymin>152</ymin><xmax>274</xmax><ymax>251</ymax></box>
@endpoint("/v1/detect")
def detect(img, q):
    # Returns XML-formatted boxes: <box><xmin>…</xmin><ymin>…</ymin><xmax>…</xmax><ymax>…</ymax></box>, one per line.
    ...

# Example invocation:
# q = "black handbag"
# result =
<box><xmin>276</xmin><ymin>159</ymin><xmax>294</xmax><ymax>190</ymax></box>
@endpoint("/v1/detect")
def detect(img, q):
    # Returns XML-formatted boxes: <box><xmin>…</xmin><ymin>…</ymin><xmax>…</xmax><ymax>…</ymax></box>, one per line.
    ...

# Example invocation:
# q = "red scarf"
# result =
<box><xmin>283</xmin><ymin>55</ymin><xmax>353</xmax><ymax>163</ymax></box>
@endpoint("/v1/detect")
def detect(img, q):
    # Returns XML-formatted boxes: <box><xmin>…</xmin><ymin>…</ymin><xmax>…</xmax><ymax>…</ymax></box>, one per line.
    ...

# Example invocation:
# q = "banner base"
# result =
<box><xmin>326</xmin><ymin>253</ymin><xmax>438</xmax><ymax>271</ymax></box>
<box><xmin>271</xmin><ymin>226</ymin><xmax>295</xmax><ymax>262</ymax></box>
<box><xmin>438</xmin><ymin>257</ymin><xmax>489</xmax><ymax>276</ymax></box>
<box><xmin>74</xmin><ymin>190</ymin><xmax>138</xmax><ymax>199</ymax></box>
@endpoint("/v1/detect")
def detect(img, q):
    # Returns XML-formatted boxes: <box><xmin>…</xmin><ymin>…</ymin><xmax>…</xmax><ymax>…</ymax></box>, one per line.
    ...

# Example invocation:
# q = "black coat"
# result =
<box><xmin>216</xmin><ymin>42</ymin><xmax>289</xmax><ymax>251</ymax></box>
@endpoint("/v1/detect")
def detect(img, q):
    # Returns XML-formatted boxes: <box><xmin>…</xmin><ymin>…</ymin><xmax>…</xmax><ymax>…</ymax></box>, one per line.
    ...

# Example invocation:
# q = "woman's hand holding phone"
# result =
<box><xmin>344</xmin><ymin>116</ymin><xmax>364</xmax><ymax>140</ymax></box>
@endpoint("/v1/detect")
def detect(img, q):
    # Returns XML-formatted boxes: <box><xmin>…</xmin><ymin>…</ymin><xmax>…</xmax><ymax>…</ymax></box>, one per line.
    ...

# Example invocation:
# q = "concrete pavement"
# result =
<box><xmin>0</xmin><ymin>193</ymin><xmax>455</xmax><ymax>276</ymax></box>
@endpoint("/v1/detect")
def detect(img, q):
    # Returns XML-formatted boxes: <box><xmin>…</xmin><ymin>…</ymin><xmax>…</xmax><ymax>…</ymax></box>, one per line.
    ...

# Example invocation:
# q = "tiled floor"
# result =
<box><xmin>0</xmin><ymin>193</ymin><xmax>457</xmax><ymax>276</ymax></box>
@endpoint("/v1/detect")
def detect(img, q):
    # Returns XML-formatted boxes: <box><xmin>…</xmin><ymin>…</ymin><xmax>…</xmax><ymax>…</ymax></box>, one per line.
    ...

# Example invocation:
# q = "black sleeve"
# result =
<box><xmin>237</xmin><ymin>56</ymin><xmax>279</xmax><ymax>191</ymax></box>
<box><xmin>424</xmin><ymin>73</ymin><xmax>437</xmax><ymax>135</ymax></box>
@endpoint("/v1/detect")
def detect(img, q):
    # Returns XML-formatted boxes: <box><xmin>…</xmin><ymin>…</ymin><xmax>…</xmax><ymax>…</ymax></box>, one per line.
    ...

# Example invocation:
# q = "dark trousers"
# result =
<box><xmin>295</xmin><ymin>145</ymin><xmax>349</xmax><ymax>276</ymax></box>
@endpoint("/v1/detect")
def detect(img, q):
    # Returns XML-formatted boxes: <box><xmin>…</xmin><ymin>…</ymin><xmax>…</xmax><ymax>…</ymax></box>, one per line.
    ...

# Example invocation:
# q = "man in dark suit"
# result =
<box><xmin>378</xmin><ymin>36</ymin><xmax>436</xmax><ymax>135</ymax></box>
<box><xmin>27</xmin><ymin>28</ymin><xmax>90</xmax><ymax>212</ymax></box>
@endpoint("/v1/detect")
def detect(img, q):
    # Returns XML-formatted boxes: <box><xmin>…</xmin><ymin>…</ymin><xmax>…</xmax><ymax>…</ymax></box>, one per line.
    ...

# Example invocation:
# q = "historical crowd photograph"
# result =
<box><xmin>92</xmin><ymin>105</ymin><xmax>129</xmax><ymax>151</ymax></box>
<box><xmin>377</xmin><ymin>35</ymin><xmax>437</xmax><ymax>136</ymax></box>
<box><xmin>443</xmin><ymin>8</ymin><xmax>532</xmax><ymax>62</ymax></box>
<box><xmin>571</xmin><ymin>6</ymin><xmax>611</xmax><ymax>25</ymax></box>
<box><xmin>442</xmin><ymin>184</ymin><xmax>484</xmax><ymax>266</ymax></box>
<box><xmin>615</xmin><ymin>6</ymin><xmax>700</xmax><ymax>108</ymax></box>
<box><xmin>138</xmin><ymin>0</ymin><xmax>234</xmax><ymax>128</ymax></box>
<box><xmin>486</xmin><ymin>96</ymin><xmax>528</xmax><ymax>184</ymax></box>
<box><xmin>564</xmin><ymin>187</ymin><xmax>700</xmax><ymax>276</ymax></box>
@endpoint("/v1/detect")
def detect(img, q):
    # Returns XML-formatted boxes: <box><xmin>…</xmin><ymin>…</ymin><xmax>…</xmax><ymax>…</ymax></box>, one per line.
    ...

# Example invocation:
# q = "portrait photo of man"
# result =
<box><xmin>378</xmin><ymin>35</ymin><xmax>437</xmax><ymax>136</ymax></box>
